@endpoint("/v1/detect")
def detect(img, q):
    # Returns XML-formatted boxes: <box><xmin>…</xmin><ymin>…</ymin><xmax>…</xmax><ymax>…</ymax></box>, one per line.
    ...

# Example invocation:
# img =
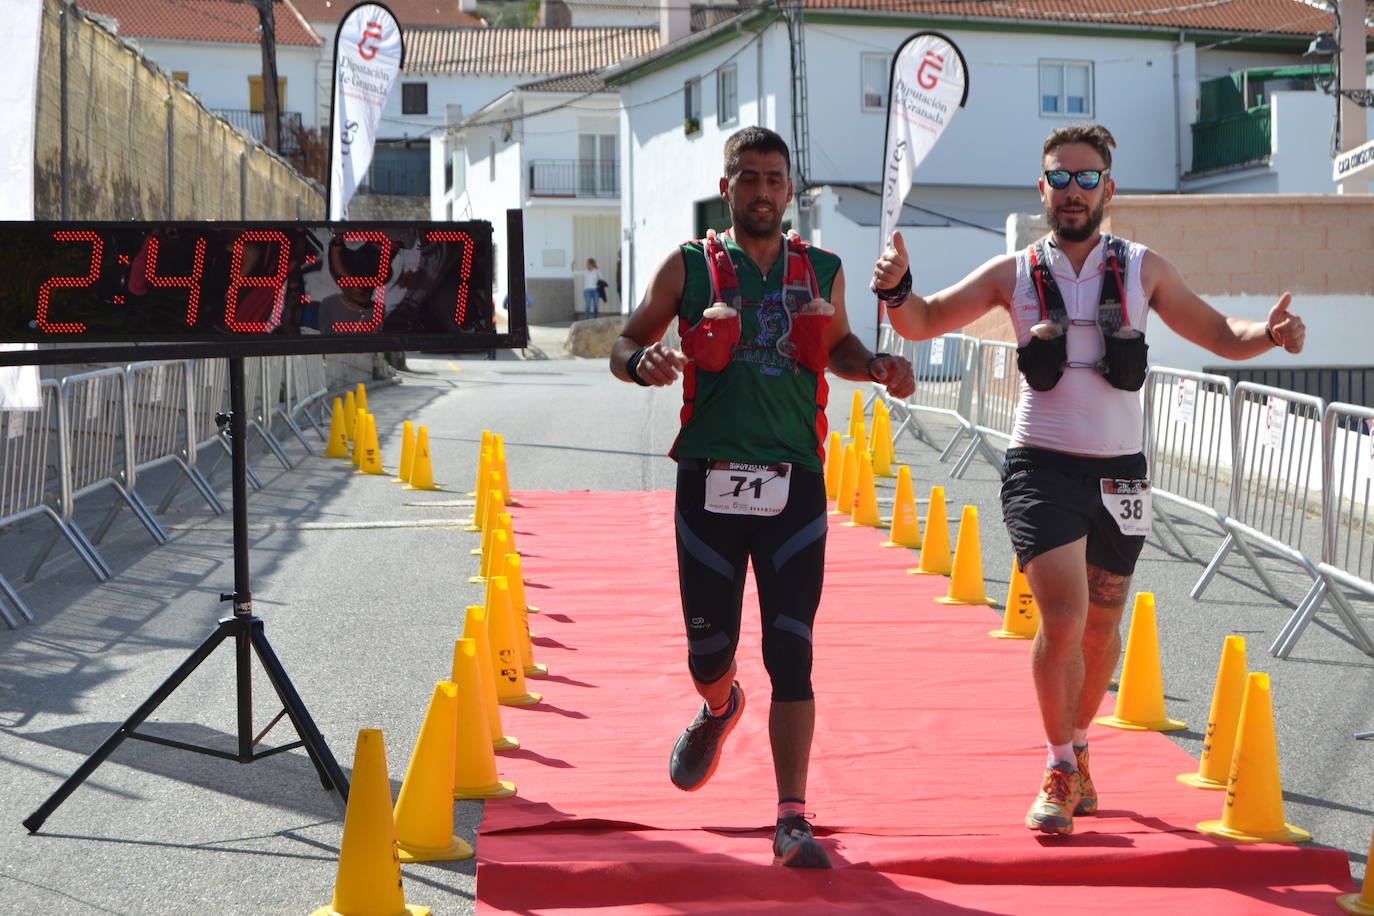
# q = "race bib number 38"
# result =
<box><xmin>1100</xmin><ymin>477</ymin><xmax>1152</xmax><ymax>537</ymax></box>
<box><xmin>705</xmin><ymin>461</ymin><xmax>791</xmax><ymax>516</ymax></box>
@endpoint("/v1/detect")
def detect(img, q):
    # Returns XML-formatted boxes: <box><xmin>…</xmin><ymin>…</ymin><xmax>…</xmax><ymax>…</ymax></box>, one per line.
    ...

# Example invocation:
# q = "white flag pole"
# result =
<box><xmin>877</xmin><ymin>32</ymin><xmax>968</xmax><ymax>333</ymax></box>
<box><xmin>327</xmin><ymin>2</ymin><xmax>405</xmax><ymax>221</ymax></box>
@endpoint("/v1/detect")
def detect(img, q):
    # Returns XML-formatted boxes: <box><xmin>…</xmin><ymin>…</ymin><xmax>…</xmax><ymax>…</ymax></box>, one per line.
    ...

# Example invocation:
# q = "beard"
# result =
<box><xmin>1046</xmin><ymin>198</ymin><xmax>1105</xmax><ymax>243</ymax></box>
<box><xmin>731</xmin><ymin>200</ymin><xmax>782</xmax><ymax>239</ymax></box>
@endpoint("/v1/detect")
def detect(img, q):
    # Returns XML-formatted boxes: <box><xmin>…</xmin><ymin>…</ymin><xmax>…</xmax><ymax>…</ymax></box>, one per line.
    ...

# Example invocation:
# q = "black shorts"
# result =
<box><xmin>1000</xmin><ymin>446</ymin><xmax>1148</xmax><ymax>577</ymax></box>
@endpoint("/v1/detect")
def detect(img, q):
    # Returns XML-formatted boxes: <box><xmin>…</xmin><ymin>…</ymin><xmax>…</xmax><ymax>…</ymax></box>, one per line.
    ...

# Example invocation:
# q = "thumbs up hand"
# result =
<box><xmin>872</xmin><ymin>231</ymin><xmax>910</xmax><ymax>296</ymax></box>
<box><xmin>1265</xmin><ymin>293</ymin><xmax>1304</xmax><ymax>354</ymax></box>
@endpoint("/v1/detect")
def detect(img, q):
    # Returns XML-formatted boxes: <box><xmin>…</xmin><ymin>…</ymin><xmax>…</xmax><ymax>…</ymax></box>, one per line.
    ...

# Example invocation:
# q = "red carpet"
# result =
<box><xmin>474</xmin><ymin>490</ymin><xmax>1353</xmax><ymax>914</ymax></box>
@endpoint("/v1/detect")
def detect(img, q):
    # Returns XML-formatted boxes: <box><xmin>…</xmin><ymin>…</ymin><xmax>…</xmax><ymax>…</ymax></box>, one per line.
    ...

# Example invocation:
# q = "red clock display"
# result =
<box><xmin>0</xmin><ymin>219</ymin><xmax>516</xmax><ymax>364</ymax></box>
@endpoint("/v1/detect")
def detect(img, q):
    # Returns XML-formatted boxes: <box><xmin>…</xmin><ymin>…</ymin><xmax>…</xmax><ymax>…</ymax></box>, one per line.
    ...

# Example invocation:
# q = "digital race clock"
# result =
<box><xmin>0</xmin><ymin>214</ymin><xmax>527</xmax><ymax>366</ymax></box>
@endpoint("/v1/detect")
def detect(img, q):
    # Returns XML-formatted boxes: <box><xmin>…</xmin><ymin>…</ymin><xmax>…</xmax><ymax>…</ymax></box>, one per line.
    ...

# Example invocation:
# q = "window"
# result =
<box><xmin>577</xmin><ymin>133</ymin><xmax>618</xmax><ymax>197</ymax></box>
<box><xmin>1040</xmin><ymin>61</ymin><xmax>1092</xmax><ymax>117</ymax></box>
<box><xmin>684</xmin><ymin>78</ymin><xmax>702</xmax><ymax>134</ymax></box>
<box><xmin>247</xmin><ymin>76</ymin><xmax>287</xmax><ymax>112</ymax></box>
<box><xmin>402</xmin><ymin>82</ymin><xmax>428</xmax><ymax>115</ymax></box>
<box><xmin>861</xmin><ymin>53</ymin><xmax>890</xmax><ymax>111</ymax></box>
<box><xmin>717</xmin><ymin>66</ymin><xmax>738</xmax><ymax>125</ymax></box>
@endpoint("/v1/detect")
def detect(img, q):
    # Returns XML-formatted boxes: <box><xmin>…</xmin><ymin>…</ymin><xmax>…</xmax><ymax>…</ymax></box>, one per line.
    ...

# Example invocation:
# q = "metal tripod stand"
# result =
<box><xmin>24</xmin><ymin>356</ymin><xmax>347</xmax><ymax>833</ymax></box>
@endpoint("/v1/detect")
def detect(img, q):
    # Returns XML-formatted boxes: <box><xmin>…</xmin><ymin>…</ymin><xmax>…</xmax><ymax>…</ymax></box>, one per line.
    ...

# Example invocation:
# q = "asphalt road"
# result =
<box><xmin>1</xmin><ymin>331</ymin><xmax>1370</xmax><ymax>914</ymax></box>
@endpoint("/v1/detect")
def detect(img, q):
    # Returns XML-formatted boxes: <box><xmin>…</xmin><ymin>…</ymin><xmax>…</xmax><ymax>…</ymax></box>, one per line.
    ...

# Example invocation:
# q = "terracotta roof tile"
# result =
<box><xmin>518</xmin><ymin>71</ymin><xmax>608</xmax><ymax>92</ymax></box>
<box><xmin>74</xmin><ymin>0</ymin><xmax>321</xmax><ymax>46</ymax></box>
<box><xmin>799</xmin><ymin>0</ymin><xmax>1372</xmax><ymax>39</ymax></box>
<box><xmin>288</xmin><ymin>0</ymin><xmax>482</xmax><ymax>28</ymax></box>
<box><xmin>404</xmin><ymin>26</ymin><xmax>661</xmax><ymax>73</ymax></box>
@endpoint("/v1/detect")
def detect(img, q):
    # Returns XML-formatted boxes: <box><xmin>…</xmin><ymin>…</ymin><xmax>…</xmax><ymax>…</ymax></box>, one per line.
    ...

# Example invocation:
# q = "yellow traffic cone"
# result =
<box><xmin>451</xmin><ymin>638</ymin><xmax>518</xmax><ymax>800</ymax></box>
<box><xmin>394</xmin><ymin>420</ymin><xmax>415</xmax><ymax>483</ymax></box>
<box><xmin>847</xmin><ymin>389</ymin><xmax>863</xmax><ymax>440</ymax></box>
<box><xmin>487</xmin><ymin>575</ymin><xmax>542</xmax><ymax>706</ymax></box>
<box><xmin>404</xmin><ymin>427</ymin><xmax>440</xmax><ymax>490</ymax></box>
<box><xmin>470</xmin><ymin>526</ymin><xmax>509</xmax><ymax>584</ymax></box>
<box><xmin>466</xmin><ymin>474</ymin><xmax>491</xmax><ymax>532</ymax></box>
<box><xmin>470</xmin><ymin>503</ymin><xmax>502</xmax><ymax>556</ymax></box>
<box><xmin>325</xmin><ymin>397</ymin><xmax>350</xmax><ymax>458</ymax></box>
<box><xmin>468</xmin><ymin>431</ymin><xmax>493</xmax><ymax>497</ymax></box>
<box><xmin>845</xmin><ymin>451</ymin><xmax>882</xmax><ymax>528</ymax></box>
<box><xmin>1337</xmin><ymin>828</ymin><xmax>1374</xmax><ymax>913</ymax></box>
<box><xmin>356</xmin><ymin>414</ymin><xmax>385</xmax><ymax>475</ymax></box>
<box><xmin>832</xmin><ymin>443</ymin><xmax>858</xmax><ymax>516</ymax></box>
<box><xmin>936</xmin><ymin>506</ymin><xmax>992</xmax><ymax>605</ymax></box>
<box><xmin>394</xmin><ymin>682</ymin><xmax>475</xmax><ymax>862</ymax></box>
<box><xmin>990</xmin><ymin>556</ymin><xmax>1039</xmax><ymax>638</ymax></box>
<box><xmin>504</xmin><ymin>550</ymin><xmax>540</xmax><ymax>614</ymax></box>
<box><xmin>1198</xmin><ymin>672</ymin><xmax>1310</xmax><ymax>843</ymax></box>
<box><xmin>310</xmin><ymin>729</ymin><xmax>430</xmax><ymax>916</ymax></box>
<box><xmin>494</xmin><ymin>434</ymin><xmax>518</xmax><ymax>506</ymax></box>
<box><xmin>354</xmin><ymin>382</ymin><xmax>368</xmax><ymax>415</ymax></box>
<box><xmin>342</xmin><ymin>390</ymin><xmax>357</xmax><ymax>442</ymax></box>
<box><xmin>823</xmin><ymin>431</ymin><xmax>843</xmax><ymax>500</ymax></box>
<box><xmin>910</xmin><ymin>485</ymin><xmax>951</xmax><ymax>575</ymax></box>
<box><xmin>1179</xmin><ymin>635</ymin><xmax>1247</xmax><ymax>789</ymax></box>
<box><xmin>500</xmin><ymin>552</ymin><xmax>546</xmax><ymax>677</ymax></box>
<box><xmin>1096</xmin><ymin>593</ymin><xmax>1187</xmax><ymax>731</ymax></box>
<box><xmin>872</xmin><ymin>407</ymin><xmax>894</xmax><ymax>478</ymax></box>
<box><xmin>852</xmin><ymin>416</ymin><xmax>869</xmax><ymax>459</ymax></box>
<box><xmin>882</xmin><ymin>466</ymin><xmax>921</xmax><ymax>548</ymax></box>
<box><xmin>459</xmin><ymin>611</ymin><xmax>518</xmax><ymax>751</ymax></box>
<box><xmin>350</xmin><ymin>409</ymin><xmax>366</xmax><ymax>467</ymax></box>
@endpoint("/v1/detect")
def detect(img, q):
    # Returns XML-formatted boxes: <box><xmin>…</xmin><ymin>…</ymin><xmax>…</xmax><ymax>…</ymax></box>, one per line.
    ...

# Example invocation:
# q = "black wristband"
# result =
<box><xmin>625</xmin><ymin>346</ymin><xmax>652</xmax><ymax>386</ymax></box>
<box><xmin>1264</xmin><ymin>325</ymin><xmax>1278</xmax><ymax>347</ymax></box>
<box><xmin>867</xmin><ymin>352</ymin><xmax>892</xmax><ymax>383</ymax></box>
<box><xmin>872</xmin><ymin>269</ymin><xmax>912</xmax><ymax>305</ymax></box>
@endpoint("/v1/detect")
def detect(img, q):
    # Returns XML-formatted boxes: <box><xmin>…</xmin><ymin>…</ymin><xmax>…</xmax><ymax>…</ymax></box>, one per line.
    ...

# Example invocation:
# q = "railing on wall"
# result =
<box><xmin>527</xmin><ymin>159</ymin><xmax>620</xmax><ymax>198</ymax></box>
<box><xmin>1190</xmin><ymin>106</ymin><xmax>1271</xmax><ymax>172</ymax></box>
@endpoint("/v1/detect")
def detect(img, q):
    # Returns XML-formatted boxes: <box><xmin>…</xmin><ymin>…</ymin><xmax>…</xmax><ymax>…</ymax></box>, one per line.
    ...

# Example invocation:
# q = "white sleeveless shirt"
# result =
<box><xmin>1008</xmin><ymin>236</ymin><xmax>1150</xmax><ymax>456</ymax></box>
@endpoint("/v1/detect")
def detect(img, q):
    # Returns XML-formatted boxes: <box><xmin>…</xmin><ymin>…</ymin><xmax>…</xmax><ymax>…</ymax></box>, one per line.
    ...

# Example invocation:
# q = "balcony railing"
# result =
<box><xmin>211</xmin><ymin>109</ymin><xmax>305</xmax><ymax>155</ymax></box>
<box><xmin>528</xmin><ymin>159</ymin><xmax>619</xmax><ymax>198</ymax></box>
<box><xmin>1190</xmin><ymin>106</ymin><xmax>1271</xmax><ymax>173</ymax></box>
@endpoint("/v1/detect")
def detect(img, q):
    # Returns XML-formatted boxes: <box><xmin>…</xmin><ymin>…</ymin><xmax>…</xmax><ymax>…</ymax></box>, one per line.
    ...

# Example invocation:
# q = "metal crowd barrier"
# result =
<box><xmin>869</xmin><ymin>326</ymin><xmax>1371</xmax><ymax>660</ymax></box>
<box><xmin>875</xmin><ymin>331</ymin><xmax>979</xmax><ymax>463</ymax></box>
<box><xmin>950</xmin><ymin>339</ymin><xmax>1018</xmax><ymax>478</ymax></box>
<box><xmin>0</xmin><ymin>355</ymin><xmax>365</xmax><ymax>629</ymax></box>
<box><xmin>1270</xmin><ymin>402</ymin><xmax>1374</xmax><ymax>658</ymax></box>
<box><xmin>25</xmin><ymin>368</ymin><xmax>168</xmax><ymax>584</ymax></box>
<box><xmin>1143</xmin><ymin>368</ymin><xmax>1235</xmax><ymax>560</ymax></box>
<box><xmin>1</xmin><ymin>380</ymin><xmax>107</xmax><ymax>627</ymax></box>
<box><xmin>127</xmin><ymin>361</ymin><xmax>224</xmax><ymax>516</ymax></box>
<box><xmin>1191</xmin><ymin>383</ymin><xmax>1326</xmax><ymax>608</ymax></box>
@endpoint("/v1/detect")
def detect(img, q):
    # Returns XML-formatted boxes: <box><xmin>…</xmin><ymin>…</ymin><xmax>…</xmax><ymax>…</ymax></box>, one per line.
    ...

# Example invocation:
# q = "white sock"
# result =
<box><xmin>1047</xmin><ymin>742</ymin><xmax>1076</xmax><ymax>770</ymax></box>
<box><xmin>1072</xmin><ymin>728</ymin><xmax>1089</xmax><ymax>749</ymax></box>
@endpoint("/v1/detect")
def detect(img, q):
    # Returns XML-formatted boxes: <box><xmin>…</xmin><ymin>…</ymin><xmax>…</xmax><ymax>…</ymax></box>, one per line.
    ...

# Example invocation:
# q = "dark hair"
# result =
<box><xmin>1042</xmin><ymin>123</ymin><xmax>1116</xmax><ymax>169</ymax></box>
<box><xmin>723</xmin><ymin>126</ymin><xmax>791</xmax><ymax>177</ymax></box>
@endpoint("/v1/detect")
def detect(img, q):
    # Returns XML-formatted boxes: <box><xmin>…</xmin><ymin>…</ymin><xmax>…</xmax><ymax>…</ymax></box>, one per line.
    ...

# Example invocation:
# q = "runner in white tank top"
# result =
<box><xmin>867</xmin><ymin>124</ymin><xmax>1307</xmax><ymax>837</ymax></box>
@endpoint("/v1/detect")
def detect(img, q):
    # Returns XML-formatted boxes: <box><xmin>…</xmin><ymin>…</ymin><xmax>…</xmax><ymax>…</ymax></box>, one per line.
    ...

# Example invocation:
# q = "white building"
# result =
<box><xmin>603</xmin><ymin>0</ymin><xmax>1374</xmax><ymax>349</ymax></box>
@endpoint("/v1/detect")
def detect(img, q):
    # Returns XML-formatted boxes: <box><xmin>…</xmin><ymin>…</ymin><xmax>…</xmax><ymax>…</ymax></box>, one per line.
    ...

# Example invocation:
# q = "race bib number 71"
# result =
<box><xmin>1100</xmin><ymin>477</ymin><xmax>1152</xmax><ymax>537</ymax></box>
<box><xmin>705</xmin><ymin>461</ymin><xmax>791</xmax><ymax>516</ymax></box>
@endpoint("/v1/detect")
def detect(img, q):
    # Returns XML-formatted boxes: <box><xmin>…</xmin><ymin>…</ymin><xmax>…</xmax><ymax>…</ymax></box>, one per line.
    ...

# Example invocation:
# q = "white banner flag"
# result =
<box><xmin>0</xmin><ymin>0</ymin><xmax>44</xmax><ymax>410</ymax></box>
<box><xmin>328</xmin><ymin>3</ymin><xmax>404</xmax><ymax>220</ymax></box>
<box><xmin>878</xmin><ymin>32</ymin><xmax>969</xmax><ymax>254</ymax></box>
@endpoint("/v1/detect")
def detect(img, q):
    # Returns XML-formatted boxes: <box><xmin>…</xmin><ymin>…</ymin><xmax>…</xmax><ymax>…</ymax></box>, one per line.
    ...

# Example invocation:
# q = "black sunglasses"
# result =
<box><xmin>1043</xmin><ymin>169</ymin><xmax>1109</xmax><ymax>190</ymax></box>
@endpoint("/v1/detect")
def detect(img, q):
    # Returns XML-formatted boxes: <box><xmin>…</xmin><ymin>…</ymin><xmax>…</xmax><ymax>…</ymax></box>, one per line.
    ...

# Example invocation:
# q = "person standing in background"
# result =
<box><xmin>577</xmin><ymin>258</ymin><xmax>605</xmax><ymax>319</ymax></box>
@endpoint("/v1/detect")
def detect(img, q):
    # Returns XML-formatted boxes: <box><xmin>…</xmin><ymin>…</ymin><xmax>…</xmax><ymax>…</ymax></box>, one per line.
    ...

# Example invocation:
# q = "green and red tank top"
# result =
<box><xmin>670</xmin><ymin>231</ymin><xmax>840</xmax><ymax>473</ymax></box>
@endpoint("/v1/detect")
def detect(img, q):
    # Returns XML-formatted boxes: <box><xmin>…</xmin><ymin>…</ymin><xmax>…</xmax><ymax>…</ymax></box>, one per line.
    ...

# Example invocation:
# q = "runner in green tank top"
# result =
<box><xmin>610</xmin><ymin>126</ymin><xmax>915</xmax><ymax>869</ymax></box>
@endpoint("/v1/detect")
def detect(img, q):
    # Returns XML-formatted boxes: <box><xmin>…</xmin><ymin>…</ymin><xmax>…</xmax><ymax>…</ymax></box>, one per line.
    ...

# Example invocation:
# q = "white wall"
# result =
<box><xmin>1148</xmin><ymin>296</ymin><xmax>1374</xmax><ymax>371</ymax></box>
<box><xmin>138</xmin><ymin>40</ymin><xmax>322</xmax><ymax>129</ymax></box>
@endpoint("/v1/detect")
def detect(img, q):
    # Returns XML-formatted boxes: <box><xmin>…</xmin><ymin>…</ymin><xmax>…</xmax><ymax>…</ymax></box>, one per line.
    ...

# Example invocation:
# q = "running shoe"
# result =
<box><xmin>772</xmin><ymin>814</ymin><xmax>831</xmax><ymax>868</ymax></box>
<box><xmin>668</xmin><ymin>682</ymin><xmax>745</xmax><ymax>791</ymax></box>
<box><xmin>1074</xmin><ymin>744</ymin><xmax>1097</xmax><ymax>815</ymax></box>
<box><xmin>1025</xmin><ymin>761</ymin><xmax>1082</xmax><ymax>835</ymax></box>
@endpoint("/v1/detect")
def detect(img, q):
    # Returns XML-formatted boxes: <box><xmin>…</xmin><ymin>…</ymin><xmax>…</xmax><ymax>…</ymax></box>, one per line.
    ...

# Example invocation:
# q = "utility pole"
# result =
<box><xmin>246</xmin><ymin>0</ymin><xmax>281</xmax><ymax>153</ymax></box>
<box><xmin>784</xmin><ymin>0</ymin><xmax>811</xmax><ymax>237</ymax></box>
<box><xmin>1335</xmin><ymin>0</ymin><xmax>1368</xmax><ymax>193</ymax></box>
